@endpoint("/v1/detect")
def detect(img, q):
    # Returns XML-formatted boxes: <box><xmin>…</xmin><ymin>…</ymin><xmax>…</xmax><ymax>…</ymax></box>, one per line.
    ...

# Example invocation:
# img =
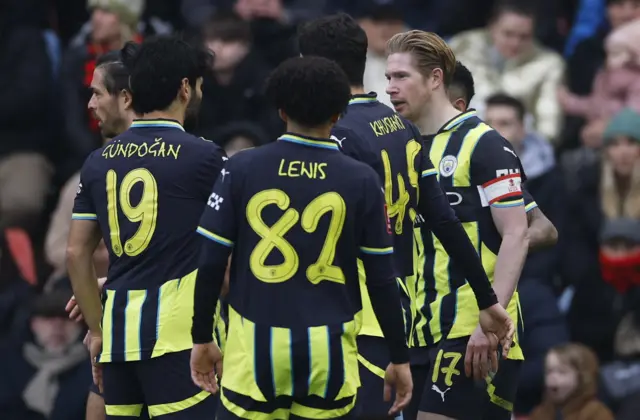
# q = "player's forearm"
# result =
<box><xmin>366</xmin><ymin>276</ymin><xmax>410</xmax><ymax>364</ymax></box>
<box><xmin>493</xmin><ymin>230</ymin><xmax>529</xmax><ymax>308</ymax></box>
<box><xmin>419</xmin><ymin>176</ymin><xmax>497</xmax><ymax>309</ymax></box>
<box><xmin>527</xmin><ymin>208</ymin><xmax>558</xmax><ymax>251</ymax></box>
<box><xmin>67</xmin><ymin>249</ymin><xmax>103</xmax><ymax>333</ymax></box>
<box><xmin>192</xmin><ymin>240</ymin><xmax>229</xmax><ymax>344</ymax></box>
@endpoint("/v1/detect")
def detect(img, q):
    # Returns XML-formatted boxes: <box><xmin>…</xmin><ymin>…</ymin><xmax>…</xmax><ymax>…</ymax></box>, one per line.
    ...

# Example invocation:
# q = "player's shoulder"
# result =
<box><xmin>472</xmin><ymin>120</ymin><xmax>512</xmax><ymax>151</ymax></box>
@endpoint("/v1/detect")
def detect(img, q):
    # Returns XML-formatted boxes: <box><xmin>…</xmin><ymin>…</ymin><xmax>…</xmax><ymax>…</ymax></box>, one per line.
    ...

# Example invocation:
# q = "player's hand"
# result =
<box><xmin>465</xmin><ymin>326</ymin><xmax>499</xmax><ymax>381</ymax></box>
<box><xmin>478</xmin><ymin>303</ymin><xmax>514</xmax><ymax>359</ymax></box>
<box><xmin>383</xmin><ymin>362</ymin><xmax>413</xmax><ymax>416</ymax></box>
<box><xmin>190</xmin><ymin>342</ymin><xmax>223</xmax><ymax>394</ymax></box>
<box><xmin>66</xmin><ymin>277</ymin><xmax>107</xmax><ymax>322</ymax></box>
<box><xmin>88</xmin><ymin>332</ymin><xmax>104</xmax><ymax>393</ymax></box>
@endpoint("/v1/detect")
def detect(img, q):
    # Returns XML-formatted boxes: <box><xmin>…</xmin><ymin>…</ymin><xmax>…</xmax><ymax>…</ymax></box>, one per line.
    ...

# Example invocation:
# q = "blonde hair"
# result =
<box><xmin>600</xmin><ymin>160</ymin><xmax>640</xmax><ymax>219</ymax></box>
<box><xmin>548</xmin><ymin>343</ymin><xmax>599</xmax><ymax>397</ymax></box>
<box><xmin>386</xmin><ymin>30</ymin><xmax>456</xmax><ymax>85</ymax></box>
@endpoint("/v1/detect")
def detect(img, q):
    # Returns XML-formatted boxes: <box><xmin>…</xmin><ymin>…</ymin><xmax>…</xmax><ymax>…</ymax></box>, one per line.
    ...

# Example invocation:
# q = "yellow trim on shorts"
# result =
<box><xmin>357</xmin><ymin>353</ymin><xmax>385</xmax><ymax>379</ymax></box>
<box><xmin>105</xmin><ymin>403</ymin><xmax>144</xmax><ymax>417</ymax></box>
<box><xmin>486</xmin><ymin>379</ymin><xmax>514</xmax><ymax>412</ymax></box>
<box><xmin>147</xmin><ymin>390</ymin><xmax>210</xmax><ymax>418</ymax></box>
<box><xmin>221</xmin><ymin>388</ymin><xmax>289</xmax><ymax>420</ymax></box>
<box><xmin>290</xmin><ymin>395</ymin><xmax>357</xmax><ymax>419</ymax></box>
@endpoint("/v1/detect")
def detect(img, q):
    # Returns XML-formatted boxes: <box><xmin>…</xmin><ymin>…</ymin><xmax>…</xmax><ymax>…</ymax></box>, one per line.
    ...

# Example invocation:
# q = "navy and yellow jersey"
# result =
<box><xmin>416</xmin><ymin>110</ymin><xmax>527</xmax><ymax>359</ymax></box>
<box><xmin>332</xmin><ymin>93</ymin><xmax>421</xmax><ymax>278</ymax></box>
<box><xmin>332</xmin><ymin>93</ymin><xmax>422</xmax><ymax>338</ymax></box>
<box><xmin>196</xmin><ymin>133</ymin><xmax>395</xmax><ymax>403</ymax></box>
<box><xmin>72</xmin><ymin>119</ymin><xmax>226</xmax><ymax>363</ymax></box>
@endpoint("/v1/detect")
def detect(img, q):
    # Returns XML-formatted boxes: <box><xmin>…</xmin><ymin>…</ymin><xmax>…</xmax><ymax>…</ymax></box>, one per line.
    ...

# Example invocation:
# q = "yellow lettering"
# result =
<box><xmin>127</xmin><ymin>143</ymin><xmax>139</xmax><ymax>157</ymax></box>
<box><xmin>167</xmin><ymin>144</ymin><xmax>181</xmax><ymax>159</ymax></box>
<box><xmin>369</xmin><ymin>122</ymin><xmax>381</xmax><ymax>137</ymax></box>
<box><xmin>318</xmin><ymin>163</ymin><xmax>327</xmax><ymax>179</ymax></box>
<box><xmin>278</xmin><ymin>159</ymin><xmax>287</xmax><ymax>176</ymax></box>
<box><xmin>148</xmin><ymin>138</ymin><xmax>161</xmax><ymax>156</ymax></box>
<box><xmin>300</xmin><ymin>162</ymin><xmax>313</xmax><ymax>179</ymax></box>
<box><xmin>287</xmin><ymin>161</ymin><xmax>301</xmax><ymax>177</ymax></box>
<box><xmin>157</xmin><ymin>141</ymin><xmax>166</xmax><ymax>157</ymax></box>
<box><xmin>102</xmin><ymin>144</ymin><xmax>112</xmax><ymax>158</ymax></box>
<box><xmin>108</xmin><ymin>144</ymin><xmax>118</xmax><ymax>158</ymax></box>
<box><xmin>138</xmin><ymin>142</ymin><xmax>149</xmax><ymax>157</ymax></box>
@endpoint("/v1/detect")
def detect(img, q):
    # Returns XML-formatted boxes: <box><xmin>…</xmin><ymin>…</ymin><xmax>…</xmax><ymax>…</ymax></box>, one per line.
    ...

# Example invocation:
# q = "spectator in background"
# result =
<box><xmin>560</xmin><ymin>18</ymin><xmax>640</xmax><ymax>149</ymax></box>
<box><xmin>515</xmin><ymin>280</ymin><xmax>570</xmax><ymax>415</ymax></box>
<box><xmin>359</xmin><ymin>5</ymin><xmax>407</xmax><ymax>108</ymax></box>
<box><xmin>0</xmin><ymin>0</ymin><xmax>54</xmax><ymax>231</ymax></box>
<box><xmin>449</xmin><ymin>0</ymin><xmax>565</xmax><ymax>144</ymax></box>
<box><xmin>562</xmin><ymin>108</ymin><xmax>640</xmax><ymax>363</ymax></box>
<box><xmin>484</xmin><ymin>94</ymin><xmax>563</xmax><ymax>281</ymax></box>
<box><xmin>529</xmin><ymin>343</ymin><xmax>614</xmax><ymax>420</ymax></box>
<box><xmin>212</xmin><ymin>121</ymin><xmax>267</xmax><ymax>156</ymax></box>
<box><xmin>0</xmin><ymin>289</ymin><xmax>91</xmax><ymax>420</ymax></box>
<box><xmin>192</xmin><ymin>12</ymin><xmax>282</xmax><ymax>140</ymax></box>
<box><xmin>563</xmin><ymin>0</ymin><xmax>640</xmax><ymax>151</ymax></box>
<box><xmin>60</xmin><ymin>0</ymin><xmax>144</xmax><ymax>169</ymax></box>
<box><xmin>598</xmin><ymin>219</ymin><xmax>640</xmax><ymax>417</ymax></box>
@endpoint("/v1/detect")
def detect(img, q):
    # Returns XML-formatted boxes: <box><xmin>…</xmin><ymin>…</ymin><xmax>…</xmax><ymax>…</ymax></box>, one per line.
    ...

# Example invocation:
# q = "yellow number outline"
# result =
<box><xmin>106</xmin><ymin>168</ymin><xmax>159</xmax><ymax>257</ymax></box>
<box><xmin>431</xmin><ymin>349</ymin><xmax>462</xmax><ymax>387</ymax></box>
<box><xmin>381</xmin><ymin>139</ymin><xmax>421</xmax><ymax>233</ymax></box>
<box><xmin>247</xmin><ymin>190</ymin><xmax>346</xmax><ymax>284</ymax></box>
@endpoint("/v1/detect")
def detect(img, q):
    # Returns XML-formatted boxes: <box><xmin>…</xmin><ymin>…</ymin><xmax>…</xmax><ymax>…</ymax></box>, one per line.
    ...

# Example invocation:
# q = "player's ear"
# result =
<box><xmin>430</xmin><ymin>67</ymin><xmax>444</xmax><ymax>91</ymax></box>
<box><xmin>329</xmin><ymin>113</ymin><xmax>340</xmax><ymax>124</ymax></box>
<box><xmin>180</xmin><ymin>77</ymin><xmax>190</xmax><ymax>103</ymax></box>
<box><xmin>121</xmin><ymin>89</ymin><xmax>133</xmax><ymax>111</ymax></box>
<box><xmin>278</xmin><ymin>109</ymin><xmax>288</xmax><ymax>123</ymax></box>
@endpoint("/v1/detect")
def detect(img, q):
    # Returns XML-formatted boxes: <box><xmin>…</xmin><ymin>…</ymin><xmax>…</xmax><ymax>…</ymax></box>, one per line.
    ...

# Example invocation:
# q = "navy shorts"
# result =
<box><xmin>102</xmin><ymin>350</ymin><xmax>218</xmax><ymax>419</ymax></box>
<box><xmin>354</xmin><ymin>336</ymin><xmax>393</xmax><ymax>418</ymax></box>
<box><xmin>419</xmin><ymin>337</ymin><xmax>521</xmax><ymax>420</ymax></box>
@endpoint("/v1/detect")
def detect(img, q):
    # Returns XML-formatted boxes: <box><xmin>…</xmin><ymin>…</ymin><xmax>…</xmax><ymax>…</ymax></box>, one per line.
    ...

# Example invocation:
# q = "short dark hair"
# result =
<box><xmin>490</xmin><ymin>0</ymin><xmax>536</xmax><ymax>22</ymax></box>
<box><xmin>265</xmin><ymin>56</ymin><xmax>351</xmax><ymax>127</ymax></box>
<box><xmin>450</xmin><ymin>61</ymin><xmax>475</xmax><ymax>106</ymax></box>
<box><xmin>486</xmin><ymin>93</ymin><xmax>526</xmax><ymax>121</ymax></box>
<box><xmin>121</xmin><ymin>36</ymin><xmax>214</xmax><ymax>114</ymax></box>
<box><xmin>96</xmin><ymin>50</ymin><xmax>131</xmax><ymax>95</ymax></box>
<box><xmin>297</xmin><ymin>13</ymin><xmax>367</xmax><ymax>87</ymax></box>
<box><xmin>363</xmin><ymin>4</ymin><xmax>404</xmax><ymax>23</ymax></box>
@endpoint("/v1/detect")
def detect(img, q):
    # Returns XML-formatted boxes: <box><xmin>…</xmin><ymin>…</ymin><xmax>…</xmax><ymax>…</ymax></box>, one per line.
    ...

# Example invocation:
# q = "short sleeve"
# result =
<box><xmin>196</xmin><ymin>157</ymin><xmax>238</xmax><ymax>249</ymax></box>
<box><xmin>71</xmin><ymin>155</ymin><xmax>97</xmax><ymax>221</ymax></box>
<box><xmin>331</xmin><ymin>126</ymin><xmax>384</xmax><ymax>183</ymax></box>
<box><xmin>197</xmin><ymin>142</ymin><xmax>228</xmax><ymax>201</ymax></box>
<box><xmin>358</xmin><ymin>170</ymin><xmax>395</xmax><ymax>279</ymax></box>
<box><xmin>471</xmin><ymin>131</ymin><xmax>525</xmax><ymax>208</ymax></box>
<box><xmin>522</xmin><ymin>187</ymin><xmax>538</xmax><ymax>213</ymax></box>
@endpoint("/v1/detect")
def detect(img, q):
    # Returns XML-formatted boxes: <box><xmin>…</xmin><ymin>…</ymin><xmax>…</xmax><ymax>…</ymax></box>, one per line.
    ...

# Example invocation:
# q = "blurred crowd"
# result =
<box><xmin>1</xmin><ymin>0</ymin><xmax>640</xmax><ymax>419</ymax></box>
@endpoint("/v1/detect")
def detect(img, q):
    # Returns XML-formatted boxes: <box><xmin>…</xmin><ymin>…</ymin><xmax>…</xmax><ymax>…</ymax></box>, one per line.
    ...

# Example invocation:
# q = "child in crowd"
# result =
<box><xmin>529</xmin><ymin>343</ymin><xmax>614</xmax><ymax>420</ymax></box>
<box><xmin>559</xmin><ymin>19</ymin><xmax>640</xmax><ymax>147</ymax></box>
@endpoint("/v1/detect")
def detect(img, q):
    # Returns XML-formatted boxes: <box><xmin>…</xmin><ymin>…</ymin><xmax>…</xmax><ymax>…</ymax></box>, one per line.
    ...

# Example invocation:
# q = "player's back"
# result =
<box><xmin>333</xmin><ymin>93</ymin><xmax>422</xmax><ymax>278</ymax></box>
<box><xmin>73</xmin><ymin>119</ymin><xmax>225</xmax><ymax>361</ymax></box>
<box><xmin>224</xmin><ymin>133</ymin><xmax>388</xmax><ymax>330</ymax></box>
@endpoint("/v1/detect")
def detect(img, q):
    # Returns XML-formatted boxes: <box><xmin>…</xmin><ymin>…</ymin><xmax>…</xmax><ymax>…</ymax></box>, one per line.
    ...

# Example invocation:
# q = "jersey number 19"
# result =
<box><xmin>106</xmin><ymin>168</ymin><xmax>159</xmax><ymax>257</ymax></box>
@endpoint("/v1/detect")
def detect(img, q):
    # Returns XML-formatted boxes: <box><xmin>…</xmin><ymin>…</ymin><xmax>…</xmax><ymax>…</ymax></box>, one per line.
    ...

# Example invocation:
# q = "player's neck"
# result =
<box><xmin>350</xmin><ymin>86</ymin><xmax>366</xmax><ymax>95</ymax></box>
<box><xmin>286</xmin><ymin>122</ymin><xmax>331</xmax><ymax>139</ymax></box>
<box><xmin>139</xmin><ymin>111</ymin><xmax>185</xmax><ymax>126</ymax></box>
<box><xmin>416</xmin><ymin>96</ymin><xmax>461</xmax><ymax>135</ymax></box>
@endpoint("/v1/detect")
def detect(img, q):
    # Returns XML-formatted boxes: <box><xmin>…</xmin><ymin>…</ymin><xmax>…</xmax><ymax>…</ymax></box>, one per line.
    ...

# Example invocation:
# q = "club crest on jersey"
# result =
<box><xmin>439</xmin><ymin>155</ymin><xmax>458</xmax><ymax>177</ymax></box>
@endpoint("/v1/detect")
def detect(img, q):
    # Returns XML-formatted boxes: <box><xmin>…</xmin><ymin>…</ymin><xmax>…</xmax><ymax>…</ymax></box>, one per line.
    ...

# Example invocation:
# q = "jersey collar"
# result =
<box><xmin>130</xmin><ymin>119</ymin><xmax>185</xmax><ymax>131</ymax></box>
<box><xmin>437</xmin><ymin>109</ymin><xmax>477</xmax><ymax>133</ymax></box>
<box><xmin>278</xmin><ymin>133</ymin><xmax>340</xmax><ymax>151</ymax></box>
<box><xmin>348</xmin><ymin>92</ymin><xmax>378</xmax><ymax>106</ymax></box>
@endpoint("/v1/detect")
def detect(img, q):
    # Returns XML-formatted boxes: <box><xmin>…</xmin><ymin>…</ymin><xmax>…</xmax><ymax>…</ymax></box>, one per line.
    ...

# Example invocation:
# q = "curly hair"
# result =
<box><xmin>120</xmin><ymin>36</ymin><xmax>214</xmax><ymax>114</ymax></box>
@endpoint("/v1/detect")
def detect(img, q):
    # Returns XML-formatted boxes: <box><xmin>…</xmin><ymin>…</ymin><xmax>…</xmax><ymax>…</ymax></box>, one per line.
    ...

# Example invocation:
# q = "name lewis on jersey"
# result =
<box><xmin>278</xmin><ymin>159</ymin><xmax>327</xmax><ymax>180</ymax></box>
